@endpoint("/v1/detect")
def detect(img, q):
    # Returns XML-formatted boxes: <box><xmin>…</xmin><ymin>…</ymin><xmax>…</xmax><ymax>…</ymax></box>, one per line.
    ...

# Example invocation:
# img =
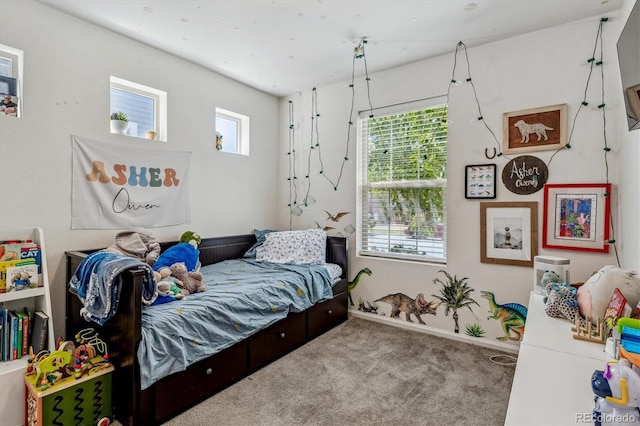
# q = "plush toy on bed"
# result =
<box><xmin>153</xmin><ymin>269</ymin><xmax>185</xmax><ymax>299</ymax></box>
<box><xmin>152</xmin><ymin>231</ymin><xmax>201</xmax><ymax>273</ymax></box>
<box><xmin>179</xmin><ymin>231</ymin><xmax>202</xmax><ymax>248</ymax></box>
<box><xmin>170</xmin><ymin>262</ymin><xmax>205</xmax><ymax>294</ymax></box>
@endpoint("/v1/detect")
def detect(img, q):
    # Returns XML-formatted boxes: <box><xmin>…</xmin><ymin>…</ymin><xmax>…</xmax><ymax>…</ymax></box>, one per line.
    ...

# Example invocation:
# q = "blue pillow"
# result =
<box><xmin>244</xmin><ymin>229</ymin><xmax>276</xmax><ymax>258</ymax></box>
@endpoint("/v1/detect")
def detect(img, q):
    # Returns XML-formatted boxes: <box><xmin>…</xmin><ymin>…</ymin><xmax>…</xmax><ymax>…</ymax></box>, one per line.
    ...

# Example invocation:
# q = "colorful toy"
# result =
<box><xmin>591</xmin><ymin>362</ymin><xmax>640</xmax><ymax>425</ymax></box>
<box><xmin>25</xmin><ymin>328</ymin><xmax>111</xmax><ymax>390</ymax></box>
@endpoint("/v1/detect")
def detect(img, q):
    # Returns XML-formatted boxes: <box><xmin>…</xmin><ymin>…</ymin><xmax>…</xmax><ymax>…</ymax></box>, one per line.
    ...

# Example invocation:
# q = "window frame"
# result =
<box><xmin>356</xmin><ymin>96</ymin><xmax>448</xmax><ymax>264</ymax></box>
<box><xmin>0</xmin><ymin>43</ymin><xmax>23</xmax><ymax>118</ymax></box>
<box><xmin>109</xmin><ymin>76</ymin><xmax>167</xmax><ymax>141</ymax></box>
<box><xmin>215</xmin><ymin>107</ymin><xmax>250</xmax><ymax>155</ymax></box>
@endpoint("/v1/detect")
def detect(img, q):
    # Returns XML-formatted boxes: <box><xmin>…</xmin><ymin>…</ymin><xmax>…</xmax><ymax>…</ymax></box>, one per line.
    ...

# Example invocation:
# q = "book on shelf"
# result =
<box><xmin>21</xmin><ymin>310</ymin><xmax>28</xmax><ymax>357</ymax></box>
<box><xmin>0</xmin><ymin>306</ymin><xmax>5</xmax><ymax>361</ymax></box>
<box><xmin>603</xmin><ymin>288</ymin><xmax>632</xmax><ymax>338</ymax></box>
<box><xmin>1</xmin><ymin>307</ymin><xmax>8</xmax><ymax>362</ymax></box>
<box><xmin>30</xmin><ymin>311</ymin><xmax>48</xmax><ymax>354</ymax></box>
<box><xmin>12</xmin><ymin>310</ymin><xmax>22</xmax><ymax>360</ymax></box>
<box><xmin>7</xmin><ymin>310</ymin><xmax>18</xmax><ymax>360</ymax></box>
<box><xmin>5</xmin><ymin>262</ymin><xmax>38</xmax><ymax>292</ymax></box>
<box><xmin>0</xmin><ymin>258</ymin><xmax>36</xmax><ymax>293</ymax></box>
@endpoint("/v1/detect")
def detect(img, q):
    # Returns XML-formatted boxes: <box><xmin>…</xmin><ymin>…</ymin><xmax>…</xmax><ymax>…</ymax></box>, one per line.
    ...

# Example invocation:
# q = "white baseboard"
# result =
<box><xmin>349</xmin><ymin>308</ymin><xmax>520</xmax><ymax>355</ymax></box>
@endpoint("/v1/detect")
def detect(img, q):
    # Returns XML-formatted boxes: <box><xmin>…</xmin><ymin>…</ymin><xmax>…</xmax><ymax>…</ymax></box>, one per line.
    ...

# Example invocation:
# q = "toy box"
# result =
<box><xmin>533</xmin><ymin>255</ymin><xmax>570</xmax><ymax>295</ymax></box>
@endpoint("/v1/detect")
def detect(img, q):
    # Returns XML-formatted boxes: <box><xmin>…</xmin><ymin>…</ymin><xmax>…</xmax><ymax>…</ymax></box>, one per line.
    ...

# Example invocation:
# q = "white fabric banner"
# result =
<box><xmin>72</xmin><ymin>135</ymin><xmax>191</xmax><ymax>229</ymax></box>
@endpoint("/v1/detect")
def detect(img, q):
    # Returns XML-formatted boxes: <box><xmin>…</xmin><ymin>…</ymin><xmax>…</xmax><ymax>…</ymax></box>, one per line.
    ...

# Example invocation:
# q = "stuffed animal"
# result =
<box><xmin>179</xmin><ymin>231</ymin><xmax>202</xmax><ymax>249</ymax></box>
<box><xmin>153</xmin><ymin>269</ymin><xmax>186</xmax><ymax>299</ymax></box>
<box><xmin>544</xmin><ymin>281</ymin><xmax>583</xmax><ymax>324</ymax></box>
<box><xmin>576</xmin><ymin>265</ymin><xmax>640</xmax><ymax>324</ymax></box>
<box><xmin>169</xmin><ymin>262</ymin><xmax>205</xmax><ymax>294</ymax></box>
<box><xmin>541</xmin><ymin>270</ymin><xmax>563</xmax><ymax>287</ymax></box>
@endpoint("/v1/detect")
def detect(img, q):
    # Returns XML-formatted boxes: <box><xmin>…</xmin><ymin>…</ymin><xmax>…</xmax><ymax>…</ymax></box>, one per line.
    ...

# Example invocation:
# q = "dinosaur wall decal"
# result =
<box><xmin>375</xmin><ymin>292</ymin><xmax>437</xmax><ymax>325</ymax></box>
<box><xmin>480</xmin><ymin>291</ymin><xmax>528</xmax><ymax>341</ymax></box>
<box><xmin>348</xmin><ymin>267</ymin><xmax>372</xmax><ymax>306</ymax></box>
<box><xmin>324</xmin><ymin>210</ymin><xmax>350</xmax><ymax>222</ymax></box>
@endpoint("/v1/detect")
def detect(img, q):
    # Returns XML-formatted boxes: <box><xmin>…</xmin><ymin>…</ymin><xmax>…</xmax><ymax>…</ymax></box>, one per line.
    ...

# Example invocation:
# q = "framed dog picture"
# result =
<box><xmin>502</xmin><ymin>104</ymin><xmax>567</xmax><ymax>155</ymax></box>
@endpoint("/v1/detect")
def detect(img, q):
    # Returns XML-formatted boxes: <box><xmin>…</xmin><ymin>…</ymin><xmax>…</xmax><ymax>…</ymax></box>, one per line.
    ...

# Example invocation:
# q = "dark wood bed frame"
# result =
<box><xmin>65</xmin><ymin>234</ymin><xmax>349</xmax><ymax>426</ymax></box>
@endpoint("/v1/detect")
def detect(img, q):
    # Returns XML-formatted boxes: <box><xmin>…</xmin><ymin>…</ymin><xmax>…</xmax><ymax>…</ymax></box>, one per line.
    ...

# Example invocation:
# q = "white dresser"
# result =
<box><xmin>505</xmin><ymin>292</ymin><xmax>613</xmax><ymax>425</ymax></box>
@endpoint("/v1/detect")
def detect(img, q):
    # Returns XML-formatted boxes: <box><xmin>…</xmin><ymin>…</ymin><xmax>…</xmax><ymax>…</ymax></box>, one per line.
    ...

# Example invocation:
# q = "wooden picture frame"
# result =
<box><xmin>503</xmin><ymin>104</ymin><xmax>567</xmax><ymax>154</ymax></box>
<box><xmin>480</xmin><ymin>202</ymin><xmax>538</xmax><ymax>267</ymax></box>
<box><xmin>626</xmin><ymin>84</ymin><xmax>640</xmax><ymax>121</ymax></box>
<box><xmin>465</xmin><ymin>164</ymin><xmax>496</xmax><ymax>199</ymax></box>
<box><xmin>542</xmin><ymin>183</ymin><xmax>611</xmax><ymax>253</ymax></box>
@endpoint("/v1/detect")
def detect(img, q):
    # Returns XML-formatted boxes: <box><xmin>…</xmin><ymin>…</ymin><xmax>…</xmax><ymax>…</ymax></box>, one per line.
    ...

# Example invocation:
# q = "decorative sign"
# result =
<box><xmin>501</xmin><ymin>155</ymin><xmax>548</xmax><ymax>195</ymax></box>
<box><xmin>72</xmin><ymin>135</ymin><xmax>191</xmax><ymax>229</ymax></box>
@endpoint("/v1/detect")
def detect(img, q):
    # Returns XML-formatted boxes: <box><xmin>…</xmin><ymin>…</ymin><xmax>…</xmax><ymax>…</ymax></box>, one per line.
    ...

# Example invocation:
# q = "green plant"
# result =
<box><xmin>464</xmin><ymin>323</ymin><xmax>485</xmax><ymax>338</ymax></box>
<box><xmin>145</xmin><ymin>130</ymin><xmax>157</xmax><ymax>135</ymax></box>
<box><xmin>110</xmin><ymin>111</ymin><xmax>128</xmax><ymax>121</ymax></box>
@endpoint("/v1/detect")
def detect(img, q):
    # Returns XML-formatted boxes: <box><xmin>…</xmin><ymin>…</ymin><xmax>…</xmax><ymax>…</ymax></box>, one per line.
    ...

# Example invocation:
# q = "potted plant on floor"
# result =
<box><xmin>110</xmin><ymin>111</ymin><xmax>129</xmax><ymax>135</ymax></box>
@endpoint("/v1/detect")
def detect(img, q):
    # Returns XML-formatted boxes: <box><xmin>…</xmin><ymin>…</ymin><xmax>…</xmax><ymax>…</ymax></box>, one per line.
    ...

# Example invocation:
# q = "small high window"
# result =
<box><xmin>0</xmin><ymin>44</ymin><xmax>23</xmax><ymax>118</ymax></box>
<box><xmin>215</xmin><ymin>107</ymin><xmax>250</xmax><ymax>155</ymax></box>
<box><xmin>110</xmin><ymin>76</ymin><xmax>167</xmax><ymax>141</ymax></box>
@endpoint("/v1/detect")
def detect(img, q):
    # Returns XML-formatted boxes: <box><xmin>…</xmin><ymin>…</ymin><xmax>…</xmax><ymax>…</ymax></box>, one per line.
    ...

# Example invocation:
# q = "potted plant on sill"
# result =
<box><xmin>144</xmin><ymin>130</ymin><xmax>158</xmax><ymax>140</ymax></box>
<box><xmin>110</xmin><ymin>111</ymin><xmax>129</xmax><ymax>135</ymax></box>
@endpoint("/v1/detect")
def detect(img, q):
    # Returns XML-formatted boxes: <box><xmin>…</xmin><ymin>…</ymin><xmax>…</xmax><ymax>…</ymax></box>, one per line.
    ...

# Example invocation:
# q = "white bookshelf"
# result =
<box><xmin>0</xmin><ymin>227</ymin><xmax>55</xmax><ymax>425</ymax></box>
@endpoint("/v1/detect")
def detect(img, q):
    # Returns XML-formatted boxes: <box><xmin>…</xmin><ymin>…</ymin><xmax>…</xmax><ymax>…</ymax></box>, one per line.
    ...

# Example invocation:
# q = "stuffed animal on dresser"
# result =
<box><xmin>576</xmin><ymin>265</ymin><xmax>640</xmax><ymax>324</ymax></box>
<box><xmin>169</xmin><ymin>262</ymin><xmax>205</xmax><ymax>294</ymax></box>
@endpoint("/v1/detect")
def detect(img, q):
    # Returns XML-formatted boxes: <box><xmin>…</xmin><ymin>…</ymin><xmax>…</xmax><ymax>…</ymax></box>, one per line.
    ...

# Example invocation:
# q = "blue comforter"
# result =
<box><xmin>69</xmin><ymin>251</ymin><xmax>158</xmax><ymax>325</ymax></box>
<box><xmin>137</xmin><ymin>259</ymin><xmax>334</xmax><ymax>389</ymax></box>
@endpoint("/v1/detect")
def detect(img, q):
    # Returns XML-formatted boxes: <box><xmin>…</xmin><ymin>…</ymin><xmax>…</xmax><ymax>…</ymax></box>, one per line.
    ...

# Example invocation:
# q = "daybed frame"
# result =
<box><xmin>65</xmin><ymin>234</ymin><xmax>349</xmax><ymax>426</ymax></box>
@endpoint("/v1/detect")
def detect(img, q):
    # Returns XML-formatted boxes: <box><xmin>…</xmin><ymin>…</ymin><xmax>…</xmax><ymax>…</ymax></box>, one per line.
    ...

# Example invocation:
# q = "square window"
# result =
<box><xmin>110</xmin><ymin>76</ymin><xmax>167</xmax><ymax>141</ymax></box>
<box><xmin>215</xmin><ymin>107</ymin><xmax>249</xmax><ymax>155</ymax></box>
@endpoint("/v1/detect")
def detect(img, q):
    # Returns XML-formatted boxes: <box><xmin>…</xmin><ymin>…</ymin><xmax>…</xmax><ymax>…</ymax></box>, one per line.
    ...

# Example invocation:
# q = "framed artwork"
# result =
<box><xmin>502</xmin><ymin>104</ymin><xmax>567</xmax><ymax>155</ymax></box>
<box><xmin>480</xmin><ymin>201</ymin><xmax>538</xmax><ymax>267</ymax></box>
<box><xmin>542</xmin><ymin>183</ymin><xmax>611</xmax><ymax>253</ymax></box>
<box><xmin>465</xmin><ymin>164</ymin><xmax>496</xmax><ymax>199</ymax></box>
<box><xmin>626</xmin><ymin>84</ymin><xmax>640</xmax><ymax>121</ymax></box>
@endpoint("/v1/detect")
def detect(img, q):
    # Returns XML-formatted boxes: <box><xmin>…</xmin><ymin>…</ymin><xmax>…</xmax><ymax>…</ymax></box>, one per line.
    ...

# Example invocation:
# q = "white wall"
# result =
<box><xmin>280</xmin><ymin>9</ymin><xmax>634</xmax><ymax>349</ymax></box>
<box><xmin>0</xmin><ymin>1</ymin><xmax>281</xmax><ymax>339</ymax></box>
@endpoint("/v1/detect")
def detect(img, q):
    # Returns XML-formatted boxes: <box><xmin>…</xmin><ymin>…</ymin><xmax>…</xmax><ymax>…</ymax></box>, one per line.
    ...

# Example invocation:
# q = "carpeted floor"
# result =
<box><xmin>163</xmin><ymin>316</ymin><xmax>516</xmax><ymax>426</ymax></box>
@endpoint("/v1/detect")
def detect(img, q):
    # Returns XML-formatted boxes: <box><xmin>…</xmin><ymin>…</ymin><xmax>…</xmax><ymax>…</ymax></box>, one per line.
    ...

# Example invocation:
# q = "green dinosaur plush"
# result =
<box><xmin>180</xmin><ymin>231</ymin><xmax>202</xmax><ymax>248</ymax></box>
<box><xmin>541</xmin><ymin>270</ymin><xmax>562</xmax><ymax>286</ymax></box>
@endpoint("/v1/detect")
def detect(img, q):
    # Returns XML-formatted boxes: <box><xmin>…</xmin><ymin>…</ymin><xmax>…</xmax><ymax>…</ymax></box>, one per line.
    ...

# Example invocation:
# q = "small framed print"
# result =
<box><xmin>465</xmin><ymin>164</ymin><xmax>496</xmax><ymax>199</ymax></box>
<box><xmin>542</xmin><ymin>183</ymin><xmax>611</xmax><ymax>253</ymax></box>
<box><xmin>480</xmin><ymin>201</ymin><xmax>538</xmax><ymax>267</ymax></box>
<box><xmin>503</xmin><ymin>104</ymin><xmax>567</xmax><ymax>154</ymax></box>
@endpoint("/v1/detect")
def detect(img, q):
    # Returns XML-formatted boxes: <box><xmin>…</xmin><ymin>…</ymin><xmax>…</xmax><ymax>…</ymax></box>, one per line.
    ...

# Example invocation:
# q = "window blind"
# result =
<box><xmin>358</xmin><ymin>101</ymin><xmax>448</xmax><ymax>263</ymax></box>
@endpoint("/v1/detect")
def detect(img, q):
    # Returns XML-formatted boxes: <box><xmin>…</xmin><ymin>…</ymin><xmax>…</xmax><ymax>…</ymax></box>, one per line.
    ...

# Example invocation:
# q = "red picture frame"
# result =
<box><xmin>542</xmin><ymin>183</ymin><xmax>611</xmax><ymax>253</ymax></box>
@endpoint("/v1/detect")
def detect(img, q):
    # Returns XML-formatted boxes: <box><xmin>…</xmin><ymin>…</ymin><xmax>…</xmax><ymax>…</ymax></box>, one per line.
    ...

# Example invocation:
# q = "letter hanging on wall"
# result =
<box><xmin>71</xmin><ymin>135</ymin><xmax>191</xmax><ymax>229</ymax></box>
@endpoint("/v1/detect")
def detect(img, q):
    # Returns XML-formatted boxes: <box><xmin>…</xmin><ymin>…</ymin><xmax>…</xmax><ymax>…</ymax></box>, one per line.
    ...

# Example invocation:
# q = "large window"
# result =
<box><xmin>110</xmin><ymin>76</ymin><xmax>167</xmax><ymax>140</ymax></box>
<box><xmin>358</xmin><ymin>98</ymin><xmax>448</xmax><ymax>263</ymax></box>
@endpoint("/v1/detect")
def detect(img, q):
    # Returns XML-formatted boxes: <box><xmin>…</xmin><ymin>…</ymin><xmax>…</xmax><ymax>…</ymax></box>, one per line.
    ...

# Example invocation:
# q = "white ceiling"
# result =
<box><xmin>37</xmin><ymin>0</ymin><xmax>627</xmax><ymax>97</ymax></box>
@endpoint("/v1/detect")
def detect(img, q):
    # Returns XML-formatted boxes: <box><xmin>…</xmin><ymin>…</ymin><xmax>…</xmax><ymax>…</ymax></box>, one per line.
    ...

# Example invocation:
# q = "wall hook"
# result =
<box><xmin>485</xmin><ymin>147</ymin><xmax>497</xmax><ymax>159</ymax></box>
